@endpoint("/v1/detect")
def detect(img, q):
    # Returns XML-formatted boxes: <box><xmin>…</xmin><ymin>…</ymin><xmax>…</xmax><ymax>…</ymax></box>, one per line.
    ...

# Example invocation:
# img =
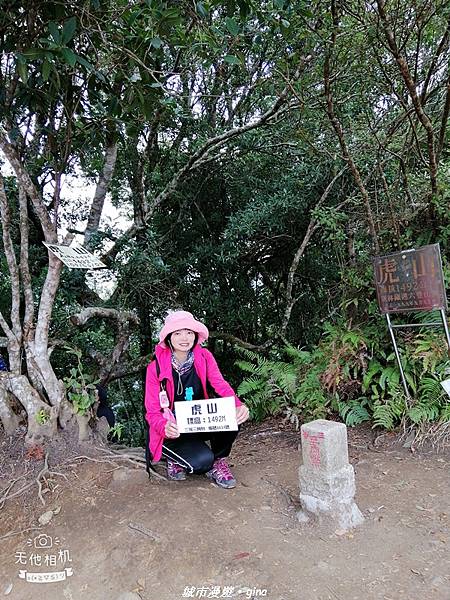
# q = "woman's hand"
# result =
<box><xmin>164</xmin><ymin>421</ymin><xmax>180</xmax><ymax>438</ymax></box>
<box><xmin>236</xmin><ymin>404</ymin><xmax>250</xmax><ymax>425</ymax></box>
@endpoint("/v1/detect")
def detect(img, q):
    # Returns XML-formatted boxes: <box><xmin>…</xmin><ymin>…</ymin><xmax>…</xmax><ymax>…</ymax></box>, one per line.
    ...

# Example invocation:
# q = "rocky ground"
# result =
<box><xmin>0</xmin><ymin>421</ymin><xmax>449</xmax><ymax>600</ymax></box>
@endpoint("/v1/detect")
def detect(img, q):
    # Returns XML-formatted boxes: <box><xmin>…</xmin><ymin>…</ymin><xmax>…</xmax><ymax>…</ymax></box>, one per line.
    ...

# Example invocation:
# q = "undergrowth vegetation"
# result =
<box><xmin>236</xmin><ymin>317</ymin><xmax>450</xmax><ymax>431</ymax></box>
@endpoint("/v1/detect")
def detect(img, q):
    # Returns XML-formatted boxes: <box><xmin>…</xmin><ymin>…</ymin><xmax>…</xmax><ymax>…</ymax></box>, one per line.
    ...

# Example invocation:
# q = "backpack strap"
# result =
<box><xmin>144</xmin><ymin>356</ymin><xmax>168</xmax><ymax>478</ymax></box>
<box><xmin>155</xmin><ymin>358</ymin><xmax>167</xmax><ymax>393</ymax></box>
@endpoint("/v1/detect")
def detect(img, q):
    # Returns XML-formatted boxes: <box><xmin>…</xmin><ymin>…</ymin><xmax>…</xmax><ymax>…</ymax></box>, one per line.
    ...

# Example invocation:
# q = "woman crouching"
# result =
<box><xmin>145</xmin><ymin>311</ymin><xmax>249</xmax><ymax>488</ymax></box>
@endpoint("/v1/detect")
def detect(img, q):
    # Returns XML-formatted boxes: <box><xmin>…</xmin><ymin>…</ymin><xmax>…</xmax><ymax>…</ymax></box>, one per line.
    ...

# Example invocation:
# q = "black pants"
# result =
<box><xmin>162</xmin><ymin>429</ymin><xmax>238</xmax><ymax>474</ymax></box>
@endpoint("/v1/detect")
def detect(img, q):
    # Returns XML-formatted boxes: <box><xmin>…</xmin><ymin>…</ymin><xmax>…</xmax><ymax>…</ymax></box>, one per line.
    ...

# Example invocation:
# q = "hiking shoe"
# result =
<box><xmin>206</xmin><ymin>458</ymin><xmax>236</xmax><ymax>489</ymax></box>
<box><xmin>167</xmin><ymin>460</ymin><xmax>186</xmax><ymax>481</ymax></box>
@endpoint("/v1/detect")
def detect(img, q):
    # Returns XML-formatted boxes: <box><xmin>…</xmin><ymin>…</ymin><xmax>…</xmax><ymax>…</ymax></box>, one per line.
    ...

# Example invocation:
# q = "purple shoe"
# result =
<box><xmin>206</xmin><ymin>458</ymin><xmax>236</xmax><ymax>489</ymax></box>
<box><xmin>167</xmin><ymin>459</ymin><xmax>186</xmax><ymax>481</ymax></box>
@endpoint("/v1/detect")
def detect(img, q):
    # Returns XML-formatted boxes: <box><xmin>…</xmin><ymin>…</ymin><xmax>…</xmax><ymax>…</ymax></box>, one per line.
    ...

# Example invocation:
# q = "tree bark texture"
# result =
<box><xmin>323</xmin><ymin>8</ymin><xmax>380</xmax><ymax>255</ymax></box>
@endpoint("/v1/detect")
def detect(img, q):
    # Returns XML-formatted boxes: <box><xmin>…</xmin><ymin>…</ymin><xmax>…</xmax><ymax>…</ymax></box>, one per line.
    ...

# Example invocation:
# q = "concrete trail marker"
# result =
<box><xmin>440</xmin><ymin>377</ymin><xmax>450</xmax><ymax>398</ymax></box>
<box><xmin>297</xmin><ymin>419</ymin><xmax>364</xmax><ymax>530</ymax></box>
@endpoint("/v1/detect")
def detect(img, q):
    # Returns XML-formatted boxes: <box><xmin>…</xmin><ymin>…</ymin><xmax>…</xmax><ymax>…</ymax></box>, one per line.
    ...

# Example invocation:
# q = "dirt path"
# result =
<box><xmin>0</xmin><ymin>424</ymin><xmax>449</xmax><ymax>600</ymax></box>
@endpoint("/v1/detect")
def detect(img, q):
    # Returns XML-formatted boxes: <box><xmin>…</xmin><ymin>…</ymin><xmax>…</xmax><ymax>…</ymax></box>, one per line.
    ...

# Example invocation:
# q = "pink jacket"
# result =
<box><xmin>144</xmin><ymin>343</ymin><xmax>243</xmax><ymax>462</ymax></box>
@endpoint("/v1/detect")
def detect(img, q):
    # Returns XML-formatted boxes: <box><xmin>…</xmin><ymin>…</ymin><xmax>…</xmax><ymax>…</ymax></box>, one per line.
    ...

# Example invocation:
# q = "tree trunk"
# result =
<box><xmin>0</xmin><ymin>387</ymin><xmax>21</xmax><ymax>435</ymax></box>
<box><xmin>0</xmin><ymin>374</ymin><xmax>58</xmax><ymax>444</ymax></box>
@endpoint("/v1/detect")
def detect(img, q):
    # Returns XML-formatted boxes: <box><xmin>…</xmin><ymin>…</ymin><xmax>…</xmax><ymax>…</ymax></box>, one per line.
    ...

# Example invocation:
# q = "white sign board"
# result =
<box><xmin>43</xmin><ymin>243</ymin><xmax>106</xmax><ymax>270</ymax></box>
<box><xmin>175</xmin><ymin>397</ymin><xmax>238</xmax><ymax>434</ymax></box>
<box><xmin>440</xmin><ymin>378</ymin><xmax>450</xmax><ymax>399</ymax></box>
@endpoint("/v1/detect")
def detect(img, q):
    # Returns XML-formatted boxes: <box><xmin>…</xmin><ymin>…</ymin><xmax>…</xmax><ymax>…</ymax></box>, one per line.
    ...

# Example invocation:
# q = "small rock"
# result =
<box><xmin>113</xmin><ymin>469</ymin><xmax>129</xmax><ymax>482</ymax></box>
<box><xmin>430</xmin><ymin>576</ymin><xmax>446</xmax><ymax>588</ymax></box>
<box><xmin>38</xmin><ymin>510</ymin><xmax>54</xmax><ymax>525</ymax></box>
<box><xmin>4</xmin><ymin>583</ymin><xmax>13</xmax><ymax>595</ymax></box>
<box><xmin>296</xmin><ymin>510</ymin><xmax>309</xmax><ymax>523</ymax></box>
<box><xmin>402</xmin><ymin>431</ymin><xmax>416</xmax><ymax>448</ymax></box>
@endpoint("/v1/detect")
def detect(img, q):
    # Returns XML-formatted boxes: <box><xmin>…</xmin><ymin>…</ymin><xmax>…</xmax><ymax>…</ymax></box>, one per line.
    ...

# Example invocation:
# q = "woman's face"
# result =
<box><xmin>170</xmin><ymin>329</ymin><xmax>196</xmax><ymax>353</ymax></box>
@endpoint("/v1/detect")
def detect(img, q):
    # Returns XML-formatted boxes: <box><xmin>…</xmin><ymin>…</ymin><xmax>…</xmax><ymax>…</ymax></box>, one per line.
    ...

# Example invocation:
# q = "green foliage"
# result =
<box><xmin>63</xmin><ymin>348</ymin><xmax>99</xmax><ymax>416</ymax></box>
<box><xmin>109</xmin><ymin>422</ymin><xmax>124</xmax><ymax>441</ymax></box>
<box><xmin>334</xmin><ymin>398</ymin><xmax>371</xmax><ymax>427</ymax></box>
<box><xmin>236</xmin><ymin>318</ymin><xmax>450</xmax><ymax>431</ymax></box>
<box><xmin>2</xmin><ymin>0</ymin><xmax>450</xmax><ymax>451</ymax></box>
<box><xmin>407</xmin><ymin>371</ymin><xmax>448</xmax><ymax>424</ymax></box>
<box><xmin>236</xmin><ymin>345</ymin><xmax>330</xmax><ymax>423</ymax></box>
<box><xmin>236</xmin><ymin>349</ymin><xmax>289</xmax><ymax>420</ymax></box>
<box><xmin>35</xmin><ymin>409</ymin><xmax>51</xmax><ymax>425</ymax></box>
<box><xmin>372</xmin><ymin>393</ymin><xmax>408</xmax><ymax>431</ymax></box>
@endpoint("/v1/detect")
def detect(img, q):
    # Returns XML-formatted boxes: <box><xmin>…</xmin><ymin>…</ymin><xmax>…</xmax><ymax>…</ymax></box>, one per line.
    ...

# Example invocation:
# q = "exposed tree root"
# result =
<box><xmin>97</xmin><ymin>447</ymin><xmax>167</xmax><ymax>481</ymax></box>
<box><xmin>0</xmin><ymin>445</ymin><xmax>167</xmax><ymax>511</ymax></box>
<box><xmin>64</xmin><ymin>448</ymin><xmax>167</xmax><ymax>481</ymax></box>
<box><xmin>0</xmin><ymin>526</ymin><xmax>42</xmax><ymax>541</ymax></box>
<box><xmin>0</xmin><ymin>452</ymin><xmax>68</xmax><ymax>508</ymax></box>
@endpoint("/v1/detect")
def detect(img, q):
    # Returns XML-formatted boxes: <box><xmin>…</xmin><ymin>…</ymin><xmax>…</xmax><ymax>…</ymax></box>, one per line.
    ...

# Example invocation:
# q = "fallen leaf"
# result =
<box><xmin>4</xmin><ymin>583</ymin><xmax>13</xmax><ymax>595</ymax></box>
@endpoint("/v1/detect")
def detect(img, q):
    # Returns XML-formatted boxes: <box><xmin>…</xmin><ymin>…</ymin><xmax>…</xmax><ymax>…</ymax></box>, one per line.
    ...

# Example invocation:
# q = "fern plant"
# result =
<box><xmin>372</xmin><ymin>389</ymin><xmax>408</xmax><ymax>430</ymax></box>
<box><xmin>407</xmin><ymin>369</ymin><xmax>449</xmax><ymax>424</ymax></box>
<box><xmin>236</xmin><ymin>345</ymin><xmax>330</xmax><ymax>423</ymax></box>
<box><xmin>235</xmin><ymin>318</ymin><xmax>450</xmax><ymax>431</ymax></box>
<box><xmin>333</xmin><ymin>396</ymin><xmax>371</xmax><ymax>426</ymax></box>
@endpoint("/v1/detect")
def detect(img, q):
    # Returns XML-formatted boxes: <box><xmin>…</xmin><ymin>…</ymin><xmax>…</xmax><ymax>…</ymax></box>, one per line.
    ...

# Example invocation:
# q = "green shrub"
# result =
<box><xmin>236</xmin><ymin>318</ymin><xmax>450</xmax><ymax>430</ymax></box>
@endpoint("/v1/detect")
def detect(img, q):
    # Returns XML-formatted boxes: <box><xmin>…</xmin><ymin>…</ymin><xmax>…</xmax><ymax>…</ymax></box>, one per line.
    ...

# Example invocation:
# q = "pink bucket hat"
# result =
<box><xmin>159</xmin><ymin>311</ymin><xmax>209</xmax><ymax>346</ymax></box>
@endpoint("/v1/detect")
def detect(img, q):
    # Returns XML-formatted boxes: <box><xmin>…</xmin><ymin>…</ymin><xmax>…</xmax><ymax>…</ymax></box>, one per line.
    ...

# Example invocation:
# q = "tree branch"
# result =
<box><xmin>18</xmin><ymin>186</ymin><xmax>34</xmax><ymax>337</ymax></box>
<box><xmin>324</xmin><ymin>2</ymin><xmax>380</xmax><ymax>253</ymax></box>
<box><xmin>376</xmin><ymin>0</ymin><xmax>438</xmax><ymax>196</ymax></box>
<box><xmin>420</xmin><ymin>16</ymin><xmax>450</xmax><ymax>106</ymax></box>
<box><xmin>0</xmin><ymin>127</ymin><xmax>56</xmax><ymax>240</ymax></box>
<box><xmin>102</xmin><ymin>58</ymin><xmax>312</xmax><ymax>263</ymax></box>
<box><xmin>209</xmin><ymin>331</ymin><xmax>272</xmax><ymax>352</ymax></box>
<box><xmin>0</xmin><ymin>313</ymin><xmax>14</xmax><ymax>341</ymax></box>
<box><xmin>280</xmin><ymin>168</ymin><xmax>347</xmax><ymax>336</ymax></box>
<box><xmin>0</xmin><ymin>175</ymin><xmax>22</xmax><ymax>342</ymax></box>
<box><xmin>71</xmin><ymin>307</ymin><xmax>140</xmax><ymax>383</ymax></box>
<box><xmin>70</xmin><ymin>307</ymin><xmax>139</xmax><ymax>327</ymax></box>
<box><xmin>437</xmin><ymin>72</ymin><xmax>450</xmax><ymax>162</ymax></box>
<box><xmin>84</xmin><ymin>141</ymin><xmax>118</xmax><ymax>248</ymax></box>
